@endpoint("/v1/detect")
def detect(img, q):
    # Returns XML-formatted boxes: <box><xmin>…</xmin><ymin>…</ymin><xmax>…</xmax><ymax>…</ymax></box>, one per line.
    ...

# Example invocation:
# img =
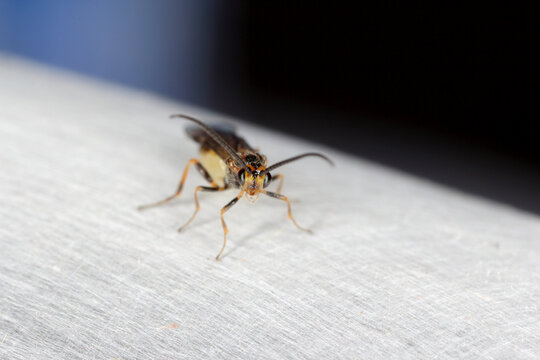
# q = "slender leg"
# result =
<box><xmin>138</xmin><ymin>158</ymin><xmax>216</xmax><ymax>210</ymax></box>
<box><xmin>271</xmin><ymin>173</ymin><xmax>284</xmax><ymax>194</ymax></box>
<box><xmin>216</xmin><ymin>190</ymin><xmax>244</xmax><ymax>260</ymax></box>
<box><xmin>263</xmin><ymin>190</ymin><xmax>312</xmax><ymax>234</ymax></box>
<box><xmin>178</xmin><ymin>185</ymin><xmax>227</xmax><ymax>232</ymax></box>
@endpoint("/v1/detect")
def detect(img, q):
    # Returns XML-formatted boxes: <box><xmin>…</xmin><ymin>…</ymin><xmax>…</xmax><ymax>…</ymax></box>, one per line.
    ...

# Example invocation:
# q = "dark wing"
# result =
<box><xmin>186</xmin><ymin>124</ymin><xmax>254</xmax><ymax>160</ymax></box>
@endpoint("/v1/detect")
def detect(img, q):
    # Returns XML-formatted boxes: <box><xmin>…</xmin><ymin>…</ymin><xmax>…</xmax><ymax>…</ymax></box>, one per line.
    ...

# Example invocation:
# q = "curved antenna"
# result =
<box><xmin>263</xmin><ymin>152</ymin><xmax>334</xmax><ymax>174</ymax></box>
<box><xmin>170</xmin><ymin>114</ymin><xmax>249</xmax><ymax>172</ymax></box>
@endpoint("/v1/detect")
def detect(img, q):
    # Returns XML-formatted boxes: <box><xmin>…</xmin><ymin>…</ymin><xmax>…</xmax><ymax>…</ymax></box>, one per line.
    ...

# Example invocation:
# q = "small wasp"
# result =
<box><xmin>139</xmin><ymin>114</ymin><xmax>333</xmax><ymax>260</ymax></box>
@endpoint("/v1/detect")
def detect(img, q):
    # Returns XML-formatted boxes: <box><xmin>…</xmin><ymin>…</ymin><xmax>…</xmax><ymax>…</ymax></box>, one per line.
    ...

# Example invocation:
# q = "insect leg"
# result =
<box><xmin>271</xmin><ymin>173</ymin><xmax>284</xmax><ymax>194</ymax></box>
<box><xmin>178</xmin><ymin>185</ymin><xmax>227</xmax><ymax>232</ymax></box>
<box><xmin>263</xmin><ymin>190</ymin><xmax>312</xmax><ymax>234</ymax></box>
<box><xmin>138</xmin><ymin>158</ymin><xmax>217</xmax><ymax>210</ymax></box>
<box><xmin>216</xmin><ymin>190</ymin><xmax>244</xmax><ymax>260</ymax></box>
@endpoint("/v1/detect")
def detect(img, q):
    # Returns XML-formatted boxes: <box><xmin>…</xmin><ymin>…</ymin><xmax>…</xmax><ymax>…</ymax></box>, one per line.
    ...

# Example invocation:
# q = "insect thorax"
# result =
<box><xmin>243</xmin><ymin>152</ymin><xmax>267</xmax><ymax>173</ymax></box>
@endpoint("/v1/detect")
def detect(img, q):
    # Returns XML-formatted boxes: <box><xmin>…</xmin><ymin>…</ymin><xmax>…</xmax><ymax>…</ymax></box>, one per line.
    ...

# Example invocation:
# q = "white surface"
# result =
<box><xmin>1</xmin><ymin>56</ymin><xmax>539</xmax><ymax>359</ymax></box>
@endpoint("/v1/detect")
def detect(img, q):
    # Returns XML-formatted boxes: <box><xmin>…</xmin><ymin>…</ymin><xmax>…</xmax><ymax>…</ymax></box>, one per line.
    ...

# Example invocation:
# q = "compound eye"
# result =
<box><xmin>264</xmin><ymin>173</ymin><xmax>272</xmax><ymax>187</ymax></box>
<box><xmin>238</xmin><ymin>169</ymin><xmax>246</xmax><ymax>184</ymax></box>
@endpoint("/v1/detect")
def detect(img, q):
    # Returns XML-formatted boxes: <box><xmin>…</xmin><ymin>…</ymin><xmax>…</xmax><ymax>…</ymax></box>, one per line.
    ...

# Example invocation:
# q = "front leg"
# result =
<box><xmin>216</xmin><ymin>190</ymin><xmax>244</xmax><ymax>260</ymax></box>
<box><xmin>263</xmin><ymin>190</ymin><xmax>312</xmax><ymax>233</ymax></box>
<box><xmin>271</xmin><ymin>173</ymin><xmax>284</xmax><ymax>194</ymax></box>
<box><xmin>178</xmin><ymin>185</ymin><xmax>227</xmax><ymax>232</ymax></box>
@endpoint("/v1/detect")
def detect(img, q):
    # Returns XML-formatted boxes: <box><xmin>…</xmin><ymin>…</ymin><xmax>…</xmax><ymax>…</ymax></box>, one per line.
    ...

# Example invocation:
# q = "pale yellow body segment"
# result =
<box><xmin>199</xmin><ymin>149</ymin><xmax>227</xmax><ymax>187</ymax></box>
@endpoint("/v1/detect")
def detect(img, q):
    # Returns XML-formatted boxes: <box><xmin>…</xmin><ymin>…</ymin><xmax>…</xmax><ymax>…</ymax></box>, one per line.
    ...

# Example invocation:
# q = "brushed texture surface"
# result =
<box><xmin>1</xmin><ymin>55</ymin><xmax>539</xmax><ymax>359</ymax></box>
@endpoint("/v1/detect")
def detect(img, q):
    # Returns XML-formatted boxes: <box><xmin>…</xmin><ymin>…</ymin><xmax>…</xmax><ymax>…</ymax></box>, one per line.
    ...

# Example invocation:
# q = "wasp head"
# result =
<box><xmin>238</xmin><ymin>153</ymin><xmax>272</xmax><ymax>203</ymax></box>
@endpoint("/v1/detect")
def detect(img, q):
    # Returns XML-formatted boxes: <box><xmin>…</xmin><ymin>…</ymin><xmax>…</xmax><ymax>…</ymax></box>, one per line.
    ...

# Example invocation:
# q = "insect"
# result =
<box><xmin>139</xmin><ymin>114</ymin><xmax>333</xmax><ymax>260</ymax></box>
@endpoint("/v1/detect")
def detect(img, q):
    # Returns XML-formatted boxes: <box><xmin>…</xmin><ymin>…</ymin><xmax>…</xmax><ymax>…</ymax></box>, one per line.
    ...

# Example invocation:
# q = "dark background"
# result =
<box><xmin>1</xmin><ymin>2</ymin><xmax>538</xmax><ymax>213</ymax></box>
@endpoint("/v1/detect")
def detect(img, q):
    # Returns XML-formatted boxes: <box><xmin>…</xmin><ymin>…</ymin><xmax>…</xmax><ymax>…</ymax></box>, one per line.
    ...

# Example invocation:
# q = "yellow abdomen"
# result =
<box><xmin>199</xmin><ymin>149</ymin><xmax>227</xmax><ymax>187</ymax></box>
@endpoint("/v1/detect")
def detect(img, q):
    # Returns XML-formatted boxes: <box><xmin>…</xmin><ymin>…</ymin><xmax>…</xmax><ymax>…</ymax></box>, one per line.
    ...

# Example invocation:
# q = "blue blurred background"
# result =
<box><xmin>1</xmin><ymin>1</ymin><xmax>538</xmax><ymax>214</ymax></box>
<box><xmin>0</xmin><ymin>0</ymin><xmax>234</xmax><ymax>107</ymax></box>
